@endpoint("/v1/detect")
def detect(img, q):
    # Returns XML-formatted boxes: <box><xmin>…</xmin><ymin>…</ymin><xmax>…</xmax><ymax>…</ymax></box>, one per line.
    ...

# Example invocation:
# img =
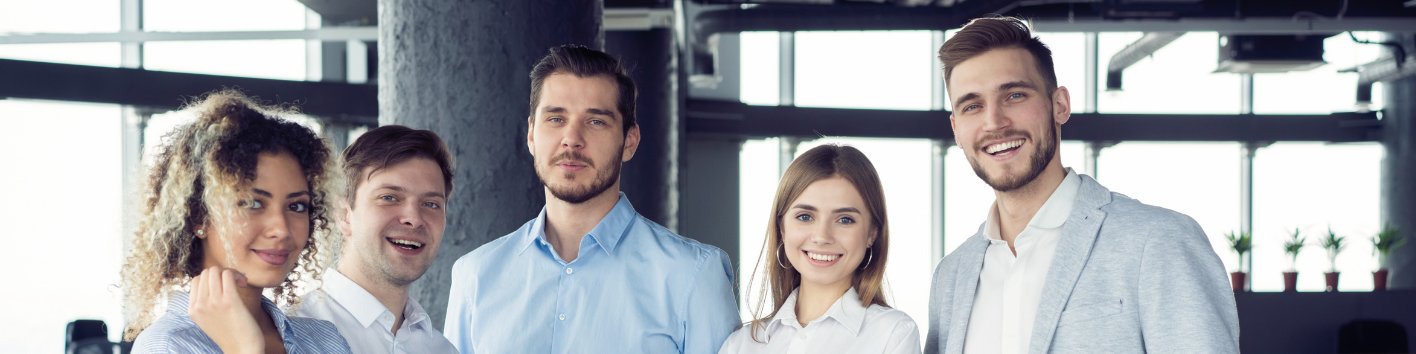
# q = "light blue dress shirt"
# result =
<box><xmin>132</xmin><ymin>291</ymin><xmax>353</xmax><ymax>354</ymax></box>
<box><xmin>444</xmin><ymin>193</ymin><xmax>740</xmax><ymax>354</ymax></box>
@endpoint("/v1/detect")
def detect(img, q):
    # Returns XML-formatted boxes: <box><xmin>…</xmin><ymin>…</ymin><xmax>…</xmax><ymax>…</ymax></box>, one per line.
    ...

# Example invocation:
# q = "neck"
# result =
<box><xmin>336</xmin><ymin>260</ymin><xmax>409</xmax><ymax>334</ymax></box>
<box><xmin>794</xmin><ymin>281</ymin><xmax>851</xmax><ymax>327</ymax></box>
<box><xmin>235</xmin><ymin>285</ymin><xmax>279</xmax><ymax>336</ymax></box>
<box><xmin>543</xmin><ymin>185</ymin><xmax>621</xmax><ymax>262</ymax></box>
<box><xmin>994</xmin><ymin>160</ymin><xmax>1067</xmax><ymax>252</ymax></box>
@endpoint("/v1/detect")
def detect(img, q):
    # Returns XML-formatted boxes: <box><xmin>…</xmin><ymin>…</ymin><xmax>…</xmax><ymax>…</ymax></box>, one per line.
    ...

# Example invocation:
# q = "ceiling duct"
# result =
<box><xmin>1215</xmin><ymin>34</ymin><xmax>1330</xmax><ymax>73</ymax></box>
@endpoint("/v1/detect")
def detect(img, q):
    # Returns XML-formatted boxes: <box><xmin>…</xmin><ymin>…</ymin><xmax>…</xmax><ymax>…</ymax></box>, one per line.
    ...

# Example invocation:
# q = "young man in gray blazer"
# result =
<box><xmin>925</xmin><ymin>17</ymin><xmax>1240</xmax><ymax>354</ymax></box>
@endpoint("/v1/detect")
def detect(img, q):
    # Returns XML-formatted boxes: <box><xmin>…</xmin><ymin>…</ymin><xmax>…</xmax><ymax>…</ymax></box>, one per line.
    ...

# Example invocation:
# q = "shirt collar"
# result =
<box><xmin>983</xmin><ymin>168</ymin><xmax>1082</xmax><ymax>240</ymax></box>
<box><xmin>517</xmin><ymin>192</ymin><xmax>638</xmax><ymax>256</ymax></box>
<box><xmin>766</xmin><ymin>287</ymin><xmax>869</xmax><ymax>338</ymax></box>
<box><xmin>320</xmin><ymin>268</ymin><xmax>419</xmax><ymax>329</ymax></box>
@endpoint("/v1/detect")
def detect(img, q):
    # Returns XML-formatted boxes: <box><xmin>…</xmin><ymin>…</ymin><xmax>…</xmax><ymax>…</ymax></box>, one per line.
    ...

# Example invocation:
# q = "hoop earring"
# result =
<box><xmin>860</xmin><ymin>247</ymin><xmax>873</xmax><ymax>269</ymax></box>
<box><xmin>777</xmin><ymin>248</ymin><xmax>791</xmax><ymax>269</ymax></box>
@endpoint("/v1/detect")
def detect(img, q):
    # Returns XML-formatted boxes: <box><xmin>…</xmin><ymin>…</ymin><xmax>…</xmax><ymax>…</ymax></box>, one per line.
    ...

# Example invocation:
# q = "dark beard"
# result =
<box><xmin>968</xmin><ymin>116</ymin><xmax>1058</xmax><ymax>192</ymax></box>
<box><xmin>537</xmin><ymin>149</ymin><xmax>623</xmax><ymax>204</ymax></box>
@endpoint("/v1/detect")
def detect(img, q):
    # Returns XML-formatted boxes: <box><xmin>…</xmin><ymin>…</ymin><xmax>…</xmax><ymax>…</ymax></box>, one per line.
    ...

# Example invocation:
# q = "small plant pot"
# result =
<box><xmin>1282</xmin><ymin>272</ymin><xmax>1298</xmax><ymax>292</ymax></box>
<box><xmin>1374</xmin><ymin>269</ymin><xmax>1389</xmax><ymax>291</ymax></box>
<box><xmin>1230</xmin><ymin>271</ymin><xmax>1247</xmax><ymax>293</ymax></box>
<box><xmin>1324</xmin><ymin>272</ymin><xmax>1340</xmax><ymax>292</ymax></box>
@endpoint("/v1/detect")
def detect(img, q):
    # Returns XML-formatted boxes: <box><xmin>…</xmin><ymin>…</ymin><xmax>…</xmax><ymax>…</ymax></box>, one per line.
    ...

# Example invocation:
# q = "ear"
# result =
<box><xmin>1052</xmin><ymin>86</ymin><xmax>1072</xmax><ymax>125</ymax></box>
<box><xmin>526</xmin><ymin>115</ymin><xmax>536</xmax><ymax>156</ymax></box>
<box><xmin>621</xmin><ymin>123</ymin><xmax>641</xmax><ymax>162</ymax></box>
<box><xmin>339</xmin><ymin>201</ymin><xmax>354</xmax><ymax>241</ymax></box>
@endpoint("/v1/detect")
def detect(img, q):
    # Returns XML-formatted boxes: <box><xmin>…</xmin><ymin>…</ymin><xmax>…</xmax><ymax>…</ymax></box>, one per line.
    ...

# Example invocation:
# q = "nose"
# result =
<box><xmin>262</xmin><ymin>211</ymin><xmax>292</xmax><ymax>241</ymax></box>
<box><xmin>399</xmin><ymin>201</ymin><xmax>426</xmax><ymax>230</ymax></box>
<box><xmin>982</xmin><ymin>105</ymin><xmax>1011</xmax><ymax>132</ymax></box>
<box><xmin>809</xmin><ymin>220</ymin><xmax>836</xmax><ymax>245</ymax></box>
<box><xmin>560</xmin><ymin>119</ymin><xmax>586</xmax><ymax>150</ymax></box>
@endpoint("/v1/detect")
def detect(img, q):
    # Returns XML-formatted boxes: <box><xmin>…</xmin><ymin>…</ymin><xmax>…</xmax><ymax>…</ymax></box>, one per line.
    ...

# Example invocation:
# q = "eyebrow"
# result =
<box><xmin>373</xmin><ymin>184</ymin><xmax>446</xmax><ymax>199</ymax></box>
<box><xmin>790</xmin><ymin>204</ymin><xmax>863</xmax><ymax>214</ymax></box>
<box><xmin>252</xmin><ymin>188</ymin><xmax>309</xmax><ymax>199</ymax></box>
<box><xmin>542</xmin><ymin>106</ymin><xmax>618</xmax><ymax>120</ymax></box>
<box><xmin>951</xmin><ymin>81</ymin><xmax>1039</xmax><ymax>108</ymax></box>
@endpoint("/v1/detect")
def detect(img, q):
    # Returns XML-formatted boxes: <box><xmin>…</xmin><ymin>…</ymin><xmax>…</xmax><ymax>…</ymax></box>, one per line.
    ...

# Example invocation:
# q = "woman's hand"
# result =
<box><xmin>188</xmin><ymin>266</ymin><xmax>264</xmax><ymax>354</ymax></box>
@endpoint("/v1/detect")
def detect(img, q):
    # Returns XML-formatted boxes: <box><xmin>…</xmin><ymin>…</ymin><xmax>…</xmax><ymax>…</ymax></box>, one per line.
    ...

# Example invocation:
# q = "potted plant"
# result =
<box><xmin>1320</xmin><ymin>228</ymin><xmax>1346</xmax><ymax>292</ymax></box>
<box><xmin>1225</xmin><ymin>231</ymin><xmax>1252</xmax><ymax>293</ymax></box>
<box><xmin>1372</xmin><ymin>225</ymin><xmax>1404</xmax><ymax>291</ymax></box>
<box><xmin>1281</xmin><ymin>228</ymin><xmax>1306</xmax><ymax>292</ymax></box>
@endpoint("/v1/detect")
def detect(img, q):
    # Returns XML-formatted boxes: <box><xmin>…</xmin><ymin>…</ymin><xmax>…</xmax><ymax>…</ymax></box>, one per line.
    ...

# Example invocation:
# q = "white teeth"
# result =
<box><xmin>389</xmin><ymin>239</ymin><xmax>423</xmax><ymax>248</ymax></box>
<box><xmin>806</xmin><ymin>251</ymin><xmax>840</xmax><ymax>262</ymax></box>
<box><xmin>985</xmin><ymin>139</ymin><xmax>1024</xmax><ymax>155</ymax></box>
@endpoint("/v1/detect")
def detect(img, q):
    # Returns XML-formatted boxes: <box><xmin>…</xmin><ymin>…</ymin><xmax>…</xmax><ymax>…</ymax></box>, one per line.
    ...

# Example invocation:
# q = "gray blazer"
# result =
<box><xmin>924</xmin><ymin>174</ymin><xmax>1240</xmax><ymax>354</ymax></box>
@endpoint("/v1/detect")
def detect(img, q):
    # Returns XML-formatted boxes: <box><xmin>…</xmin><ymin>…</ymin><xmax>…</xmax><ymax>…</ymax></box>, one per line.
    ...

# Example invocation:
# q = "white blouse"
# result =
<box><xmin>719</xmin><ymin>287</ymin><xmax>921</xmax><ymax>354</ymax></box>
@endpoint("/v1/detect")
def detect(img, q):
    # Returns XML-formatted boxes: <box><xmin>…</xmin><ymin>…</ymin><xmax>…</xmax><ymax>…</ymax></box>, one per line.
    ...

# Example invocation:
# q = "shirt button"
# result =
<box><xmin>565</xmin><ymin>267</ymin><xmax>574</xmax><ymax>275</ymax></box>
<box><xmin>558</xmin><ymin>314</ymin><xmax>567</xmax><ymax>321</ymax></box>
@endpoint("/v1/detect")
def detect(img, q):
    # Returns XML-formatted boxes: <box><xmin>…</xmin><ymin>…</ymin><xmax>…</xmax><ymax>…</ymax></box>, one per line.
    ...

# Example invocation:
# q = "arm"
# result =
<box><xmin>923</xmin><ymin>258</ymin><xmax>949</xmax><ymax>354</ymax></box>
<box><xmin>883</xmin><ymin>315</ymin><xmax>923</xmax><ymax>354</ymax></box>
<box><xmin>1137</xmin><ymin>214</ymin><xmax>1241</xmax><ymax>353</ymax></box>
<box><xmin>443</xmin><ymin>257</ymin><xmax>477</xmax><ymax>354</ymax></box>
<box><xmin>682</xmin><ymin>247</ymin><xmax>741</xmax><ymax>354</ymax></box>
<box><xmin>187</xmin><ymin>267</ymin><xmax>264</xmax><ymax>354</ymax></box>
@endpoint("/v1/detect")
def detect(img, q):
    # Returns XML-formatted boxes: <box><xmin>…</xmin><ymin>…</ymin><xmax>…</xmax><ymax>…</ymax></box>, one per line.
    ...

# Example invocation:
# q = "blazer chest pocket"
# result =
<box><xmin>1058</xmin><ymin>297</ymin><xmax>1124</xmax><ymax>327</ymax></box>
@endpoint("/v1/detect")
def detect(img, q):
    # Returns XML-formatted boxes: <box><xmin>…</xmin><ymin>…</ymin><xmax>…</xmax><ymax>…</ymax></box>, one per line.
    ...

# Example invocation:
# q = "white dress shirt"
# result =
<box><xmin>294</xmin><ymin>269</ymin><xmax>457</xmax><ymax>354</ymax></box>
<box><xmin>719</xmin><ymin>287</ymin><xmax>921</xmax><ymax>354</ymax></box>
<box><xmin>963</xmin><ymin>169</ymin><xmax>1080</xmax><ymax>354</ymax></box>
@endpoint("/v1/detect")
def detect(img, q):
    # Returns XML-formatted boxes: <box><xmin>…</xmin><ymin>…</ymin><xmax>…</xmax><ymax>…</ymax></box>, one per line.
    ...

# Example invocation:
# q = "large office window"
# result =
<box><xmin>1253</xmin><ymin>32</ymin><xmax>1386</xmax><ymax>114</ymax></box>
<box><xmin>142</xmin><ymin>0</ymin><xmax>310</xmax><ymax>80</ymax></box>
<box><xmin>1097</xmin><ymin>32</ymin><xmax>1244</xmax><ymax>114</ymax></box>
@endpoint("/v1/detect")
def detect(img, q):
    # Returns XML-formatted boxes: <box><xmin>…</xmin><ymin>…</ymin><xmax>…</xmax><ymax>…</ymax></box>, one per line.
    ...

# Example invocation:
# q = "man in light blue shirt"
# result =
<box><xmin>443</xmin><ymin>44</ymin><xmax>740</xmax><ymax>354</ymax></box>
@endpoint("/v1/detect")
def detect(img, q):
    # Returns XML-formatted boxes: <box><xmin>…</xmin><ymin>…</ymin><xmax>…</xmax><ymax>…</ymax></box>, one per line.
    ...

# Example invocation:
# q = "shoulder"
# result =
<box><xmin>719</xmin><ymin>322</ymin><xmax>761</xmax><ymax>352</ymax></box>
<box><xmin>1101</xmin><ymin>193</ymin><xmax>1205</xmax><ymax>238</ymax></box>
<box><xmin>288</xmin><ymin>317</ymin><xmax>353</xmax><ymax>351</ymax></box>
<box><xmin>452</xmin><ymin>218</ymin><xmax>538</xmax><ymax>273</ymax></box>
<box><xmin>131</xmin><ymin>314</ymin><xmax>214</xmax><ymax>353</ymax></box>
<box><xmin>631</xmin><ymin>215</ymin><xmax>732</xmax><ymax>269</ymax></box>
<box><xmin>867</xmin><ymin>305</ymin><xmax>920</xmax><ymax>331</ymax></box>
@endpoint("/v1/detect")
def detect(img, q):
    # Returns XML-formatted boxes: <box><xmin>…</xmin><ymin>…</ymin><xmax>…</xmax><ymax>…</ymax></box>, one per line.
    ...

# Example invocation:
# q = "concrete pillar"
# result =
<box><xmin>378</xmin><ymin>0</ymin><xmax>603</xmax><ymax>328</ymax></box>
<box><xmin>1382</xmin><ymin>71</ymin><xmax>1416</xmax><ymax>290</ymax></box>
<box><xmin>606</xmin><ymin>29</ymin><xmax>677</xmax><ymax>229</ymax></box>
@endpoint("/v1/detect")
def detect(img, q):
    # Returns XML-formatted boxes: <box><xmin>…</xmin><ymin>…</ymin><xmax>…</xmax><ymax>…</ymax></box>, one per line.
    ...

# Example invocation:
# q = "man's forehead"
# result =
<box><xmin>946</xmin><ymin>47</ymin><xmax>1043</xmax><ymax>95</ymax></box>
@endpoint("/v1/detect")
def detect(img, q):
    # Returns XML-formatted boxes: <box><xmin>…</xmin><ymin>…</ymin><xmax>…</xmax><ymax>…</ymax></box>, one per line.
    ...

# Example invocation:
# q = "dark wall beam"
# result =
<box><xmin>0</xmin><ymin>58</ymin><xmax>377</xmax><ymax>123</ymax></box>
<box><xmin>686</xmin><ymin>99</ymin><xmax>1381</xmax><ymax>142</ymax></box>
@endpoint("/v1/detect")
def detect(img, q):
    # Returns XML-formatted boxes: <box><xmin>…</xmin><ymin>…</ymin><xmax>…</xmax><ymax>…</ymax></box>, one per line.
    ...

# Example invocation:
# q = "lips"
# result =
<box><xmin>252</xmin><ymin>249</ymin><xmax>291</xmax><ymax>266</ymax></box>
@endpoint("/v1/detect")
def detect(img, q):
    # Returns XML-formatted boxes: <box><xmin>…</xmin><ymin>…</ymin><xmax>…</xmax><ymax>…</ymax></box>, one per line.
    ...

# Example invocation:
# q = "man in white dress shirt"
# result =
<box><xmin>295</xmin><ymin>125</ymin><xmax>458</xmax><ymax>353</ymax></box>
<box><xmin>924</xmin><ymin>17</ymin><xmax>1239</xmax><ymax>354</ymax></box>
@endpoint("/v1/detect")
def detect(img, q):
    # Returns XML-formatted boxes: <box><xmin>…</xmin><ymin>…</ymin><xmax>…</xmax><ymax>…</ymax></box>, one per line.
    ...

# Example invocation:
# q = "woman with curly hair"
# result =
<box><xmin>122</xmin><ymin>90</ymin><xmax>351</xmax><ymax>354</ymax></box>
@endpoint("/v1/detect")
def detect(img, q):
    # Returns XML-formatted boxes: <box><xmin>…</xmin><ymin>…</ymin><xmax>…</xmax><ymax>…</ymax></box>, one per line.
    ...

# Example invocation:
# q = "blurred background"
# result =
<box><xmin>1</xmin><ymin>0</ymin><xmax>1413</xmax><ymax>353</ymax></box>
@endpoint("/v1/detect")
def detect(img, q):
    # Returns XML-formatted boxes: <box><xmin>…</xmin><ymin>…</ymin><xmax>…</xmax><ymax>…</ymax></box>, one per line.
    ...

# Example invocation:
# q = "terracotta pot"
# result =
<box><xmin>1282</xmin><ymin>272</ymin><xmax>1298</xmax><ymax>292</ymax></box>
<box><xmin>1374</xmin><ymin>269</ymin><xmax>1389</xmax><ymax>291</ymax></box>
<box><xmin>1230</xmin><ymin>271</ymin><xmax>1247</xmax><ymax>293</ymax></box>
<box><xmin>1324</xmin><ymin>272</ymin><xmax>1340</xmax><ymax>292</ymax></box>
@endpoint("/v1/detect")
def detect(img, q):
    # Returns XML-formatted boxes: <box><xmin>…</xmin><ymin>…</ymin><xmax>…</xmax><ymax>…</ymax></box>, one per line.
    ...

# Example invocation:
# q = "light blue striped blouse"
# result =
<box><xmin>132</xmin><ymin>291</ymin><xmax>352</xmax><ymax>354</ymax></box>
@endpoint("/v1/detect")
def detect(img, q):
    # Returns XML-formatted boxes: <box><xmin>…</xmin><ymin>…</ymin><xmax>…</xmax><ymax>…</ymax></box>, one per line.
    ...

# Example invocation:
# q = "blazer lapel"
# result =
<box><xmin>1028</xmin><ymin>175</ymin><xmax>1112</xmax><ymax>354</ymax></box>
<box><xmin>946</xmin><ymin>231</ymin><xmax>989</xmax><ymax>354</ymax></box>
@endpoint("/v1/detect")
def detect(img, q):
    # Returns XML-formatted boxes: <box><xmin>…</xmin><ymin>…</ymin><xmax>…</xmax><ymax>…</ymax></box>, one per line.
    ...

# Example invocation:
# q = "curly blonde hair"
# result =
<box><xmin>121</xmin><ymin>89</ymin><xmax>342</xmax><ymax>341</ymax></box>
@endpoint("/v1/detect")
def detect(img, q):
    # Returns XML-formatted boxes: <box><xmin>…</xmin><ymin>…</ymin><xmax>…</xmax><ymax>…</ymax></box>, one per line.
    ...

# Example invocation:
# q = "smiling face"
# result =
<box><xmin>340</xmin><ymin>157</ymin><xmax>447</xmax><ymax>287</ymax></box>
<box><xmin>947</xmin><ymin>47</ymin><xmax>1070</xmax><ymax>192</ymax></box>
<box><xmin>201</xmin><ymin>151</ymin><xmax>311</xmax><ymax>288</ymax></box>
<box><xmin>527</xmin><ymin>72</ymin><xmax>641</xmax><ymax>204</ymax></box>
<box><xmin>780</xmin><ymin>176</ymin><xmax>877</xmax><ymax>292</ymax></box>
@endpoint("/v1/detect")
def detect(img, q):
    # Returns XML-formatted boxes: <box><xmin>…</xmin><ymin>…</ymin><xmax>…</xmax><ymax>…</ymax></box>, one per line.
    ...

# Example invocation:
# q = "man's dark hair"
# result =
<box><xmin>342</xmin><ymin>125</ymin><xmax>455</xmax><ymax>206</ymax></box>
<box><xmin>939</xmin><ymin>17</ymin><xmax>1058</xmax><ymax>93</ymax></box>
<box><xmin>528</xmin><ymin>44</ymin><xmax>637</xmax><ymax>134</ymax></box>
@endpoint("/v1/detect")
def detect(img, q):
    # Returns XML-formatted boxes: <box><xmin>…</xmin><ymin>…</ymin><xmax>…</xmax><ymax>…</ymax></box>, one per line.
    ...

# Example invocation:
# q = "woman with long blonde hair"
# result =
<box><xmin>122</xmin><ymin>90</ymin><xmax>351</xmax><ymax>353</ymax></box>
<box><xmin>719</xmin><ymin>144</ymin><xmax>921</xmax><ymax>353</ymax></box>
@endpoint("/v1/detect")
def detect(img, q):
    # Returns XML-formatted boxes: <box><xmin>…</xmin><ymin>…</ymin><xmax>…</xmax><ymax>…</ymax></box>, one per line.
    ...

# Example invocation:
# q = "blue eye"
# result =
<box><xmin>288</xmin><ymin>201</ymin><xmax>310</xmax><ymax>213</ymax></box>
<box><xmin>1008</xmin><ymin>92</ymin><xmax>1027</xmax><ymax>101</ymax></box>
<box><xmin>423</xmin><ymin>201</ymin><xmax>442</xmax><ymax>210</ymax></box>
<box><xmin>547</xmin><ymin>117</ymin><xmax>565</xmax><ymax>124</ymax></box>
<box><xmin>837</xmin><ymin>216</ymin><xmax>856</xmax><ymax>225</ymax></box>
<box><xmin>962</xmin><ymin>104</ymin><xmax>980</xmax><ymax>113</ymax></box>
<box><xmin>795</xmin><ymin>214</ymin><xmax>813</xmax><ymax>222</ymax></box>
<box><xmin>379</xmin><ymin>195</ymin><xmax>398</xmax><ymax>203</ymax></box>
<box><xmin>590</xmin><ymin>119</ymin><xmax>607</xmax><ymax>126</ymax></box>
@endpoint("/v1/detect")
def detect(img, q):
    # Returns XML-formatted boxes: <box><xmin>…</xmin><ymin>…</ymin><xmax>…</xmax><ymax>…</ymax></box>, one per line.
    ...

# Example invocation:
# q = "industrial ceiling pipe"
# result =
<box><xmin>1106</xmin><ymin>32</ymin><xmax>1182</xmax><ymax>91</ymax></box>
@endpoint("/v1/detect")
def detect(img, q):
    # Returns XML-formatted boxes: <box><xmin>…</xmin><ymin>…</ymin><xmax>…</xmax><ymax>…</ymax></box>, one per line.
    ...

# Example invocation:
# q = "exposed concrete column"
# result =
<box><xmin>378</xmin><ymin>0</ymin><xmax>603</xmax><ymax>328</ymax></box>
<box><xmin>1382</xmin><ymin>70</ymin><xmax>1416</xmax><ymax>290</ymax></box>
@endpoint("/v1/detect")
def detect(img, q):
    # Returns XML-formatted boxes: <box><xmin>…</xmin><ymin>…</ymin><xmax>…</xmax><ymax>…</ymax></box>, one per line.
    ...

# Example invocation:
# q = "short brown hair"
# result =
<box><xmin>528</xmin><ymin>44</ymin><xmax>637</xmax><ymax>134</ymax></box>
<box><xmin>342</xmin><ymin>125</ymin><xmax>455</xmax><ymax>206</ymax></box>
<box><xmin>939</xmin><ymin>16</ymin><xmax>1057</xmax><ymax>93</ymax></box>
